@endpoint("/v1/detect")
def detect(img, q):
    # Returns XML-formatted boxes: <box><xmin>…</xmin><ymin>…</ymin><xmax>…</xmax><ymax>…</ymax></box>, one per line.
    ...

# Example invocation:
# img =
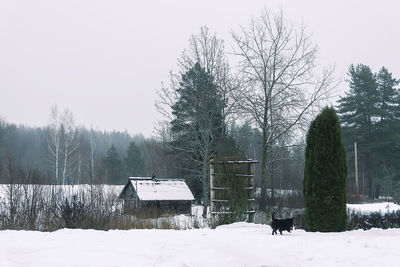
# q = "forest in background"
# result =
<box><xmin>0</xmin><ymin>116</ymin><xmax>304</xmax><ymax>201</ymax></box>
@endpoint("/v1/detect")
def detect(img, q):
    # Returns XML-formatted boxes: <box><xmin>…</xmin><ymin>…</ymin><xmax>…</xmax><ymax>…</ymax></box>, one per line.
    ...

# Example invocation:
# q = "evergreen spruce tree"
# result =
<box><xmin>125</xmin><ymin>141</ymin><xmax>146</xmax><ymax>177</ymax></box>
<box><xmin>303</xmin><ymin>107</ymin><xmax>347</xmax><ymax>232</ymax></box>
<box><xmin>171</xmin><ymin>63</ymin><xmax>225</xmax><ymax>139</ymax></box>
<box><xmin>171</xmin><ymin>62</ymin><xmax>226</xmax><ymax>213</ymax></box>
<box><xmin>104</xmin><ymin>144</ymin><xmax>123</xmax><ymax>184</ymax></box>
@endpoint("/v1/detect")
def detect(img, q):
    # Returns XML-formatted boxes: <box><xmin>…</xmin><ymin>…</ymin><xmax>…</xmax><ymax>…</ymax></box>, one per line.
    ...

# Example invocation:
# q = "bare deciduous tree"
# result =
<box><xmin>48</xmin><ymin>105</ymin><xmax>61</xmax><ymax>183</ymax></box>
<box><xmin>60</xmin><ymin>109</ymin><xmax>79</xmax><ymax>185</ymax></box>
<box><xmin>87</xmin><ymin>127</ymin><xmax>98</xmax><ymax>202</ymax></box>
<box><xmin>232</xmin><ymin>9</ymin><xmax>336</xmax><ymax>208</ymax></box>
<box><xmin>22</xmin><ymin>183</ymin><xmax>43</xmax><ymax>230</ymax></box>
<box><xmin>48</xmin><ymin>106</ymin><xmax>79</xmax><ymax>185</ymax></box>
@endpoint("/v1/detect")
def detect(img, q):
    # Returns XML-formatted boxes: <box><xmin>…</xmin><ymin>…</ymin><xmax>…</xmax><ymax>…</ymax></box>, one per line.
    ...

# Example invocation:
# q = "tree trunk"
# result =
<box><xmin>55</xmin><ymin>151</ymin><xmax>59</xmax><ymax>184</ymax></box>
<box><xmin>62</xmin><ymin>145</ymin><xmax>68</xmax><ymax>185</ymax></box>
<box><xmin>270</xmin><ymin>151</ymin><xmax>275</xmax><ymax>206</ymax></box>
<box><xmin>259</xmin><ymin>130</ymin><xmax>268</xmax><ymax>211</ymax></box>
<box><xmin>259</xmin><ymin>101</ymin><xmax>269</xmax><ymax>211</ymax></box>
<box><xmin>202</xmin><ymin>140</ymin><xmax>210</xmax><ymax>218</ymax></box>
<box><xmin>269</xmin><ymin>100</ymin><xmax>275</xmax><ymax>206</ymax></box>
<box><xmin>77</xmin><ymin>152</ymin><xmax>81</xmax><ymax>185</ymax></box>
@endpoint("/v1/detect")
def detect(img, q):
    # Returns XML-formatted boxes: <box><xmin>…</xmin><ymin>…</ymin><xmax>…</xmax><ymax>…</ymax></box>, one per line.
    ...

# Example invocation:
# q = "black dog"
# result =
<box><xmin>271</xmin><ymin>212</ymin><xmax>294</xmax><ymax>235</ymax></box>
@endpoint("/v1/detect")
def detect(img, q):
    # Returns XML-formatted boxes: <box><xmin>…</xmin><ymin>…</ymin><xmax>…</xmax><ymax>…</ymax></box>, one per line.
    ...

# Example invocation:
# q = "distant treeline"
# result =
<box><xmin>0</xmin><ymin>120</ymin><xmax>145</xmax><ymax>184</ymax></box>
<box><xmin>0</xmin><ymin>117</ymin><xmax>305</xmax><ymax>202</ymax></box>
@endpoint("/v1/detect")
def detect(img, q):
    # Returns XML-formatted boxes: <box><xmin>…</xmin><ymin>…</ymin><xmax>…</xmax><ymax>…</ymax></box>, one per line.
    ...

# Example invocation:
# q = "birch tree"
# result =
<box><xmin>60</xmin><ymin>109</ymin><xmax>79</xmax><ymax>185</ymax></box>
<box><xmin>48</xmin><ymin>105</ymin><xmax>61</xmax><ymax>183</ymax></box>
<box><xmin>48</xmin><ymin>106</ymin><xmax>79</xmax><ymax>185</ymax></box>
<box><xmin>232</xmin><ymin>9</ymin><xmax>336</xmax><ymax>208</ymax></box>
<box><xmin>0</xmin><ymin>119</ymin><xmax>6</xmax><ymax>182</ymax></box>
<box><xmin>89</xmin><ymin>127</ymin><xmax>97</xmax><ymax>186</ymax></box>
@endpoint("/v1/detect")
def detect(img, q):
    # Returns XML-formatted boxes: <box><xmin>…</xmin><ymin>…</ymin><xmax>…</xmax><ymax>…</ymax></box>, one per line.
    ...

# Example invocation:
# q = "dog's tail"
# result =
<box><xmin>271</xmin><ymin>211</ymin><xmax>275</xmax><ymax>220</ymax></box>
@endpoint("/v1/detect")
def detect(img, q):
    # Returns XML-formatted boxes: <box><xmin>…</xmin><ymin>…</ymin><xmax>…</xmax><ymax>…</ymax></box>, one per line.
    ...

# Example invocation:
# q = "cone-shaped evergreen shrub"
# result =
<box><xmin>303</xmin><ymin>107</ymin><xmax>347</xmax><ymax>232</ymax></box>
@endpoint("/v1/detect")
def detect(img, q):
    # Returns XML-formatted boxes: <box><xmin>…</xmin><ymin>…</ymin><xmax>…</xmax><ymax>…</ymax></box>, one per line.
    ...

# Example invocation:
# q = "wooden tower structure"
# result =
<box><xmin>210</xmin><ymin>158</ymin><xmax>258</xmax><ymax>228</ymax></box>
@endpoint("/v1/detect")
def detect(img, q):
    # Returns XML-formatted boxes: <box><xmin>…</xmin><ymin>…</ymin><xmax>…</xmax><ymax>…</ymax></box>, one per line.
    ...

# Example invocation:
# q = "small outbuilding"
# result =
<box><xmin>119</xmin><ymin>177</ymin><xmax>195</xmax><ymax>215</ymax></box>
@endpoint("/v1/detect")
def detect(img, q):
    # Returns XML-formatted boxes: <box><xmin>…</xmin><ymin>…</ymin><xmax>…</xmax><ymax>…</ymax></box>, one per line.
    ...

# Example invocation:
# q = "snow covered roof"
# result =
<box><xmin>125</xmin><ymin>177</ymin><xmax>195</xmax><ymax>201</ymax></box>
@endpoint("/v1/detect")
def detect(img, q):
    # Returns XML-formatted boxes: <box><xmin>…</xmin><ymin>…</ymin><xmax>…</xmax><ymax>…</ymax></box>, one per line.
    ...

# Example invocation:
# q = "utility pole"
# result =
<box><xmin>354</xmin><ymin>141</ymin><xmax>359</xmax><ymax>200</ymax></box>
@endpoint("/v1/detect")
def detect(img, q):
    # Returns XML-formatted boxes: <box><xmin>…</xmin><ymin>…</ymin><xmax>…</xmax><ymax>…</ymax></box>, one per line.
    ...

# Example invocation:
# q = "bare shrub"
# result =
<box><xmin>59</xmin><ymin>195</ymin><xmax>85</xmax><ymax>228</ymax></box>
<box><xmin>21</xmin><ymin>184</ymin><xmax>44</xmax><ymax>230</ymax></box>
<box><xmin>0</xmin><ymin>184</ymin><xmax>206</xmax><ymax>231</ymax></box>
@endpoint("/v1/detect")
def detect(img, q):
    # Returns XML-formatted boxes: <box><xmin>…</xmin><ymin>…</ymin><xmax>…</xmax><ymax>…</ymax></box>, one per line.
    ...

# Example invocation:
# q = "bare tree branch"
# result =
<box><xmin>232</xmin><ymin>8</ymin><xmax>337</xmax><ymax>208</ymax></box>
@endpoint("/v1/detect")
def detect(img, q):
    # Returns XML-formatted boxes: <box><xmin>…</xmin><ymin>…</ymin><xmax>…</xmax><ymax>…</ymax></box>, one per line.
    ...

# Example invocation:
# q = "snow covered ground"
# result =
<box><xmin>0</xmin><ymin>184</ymin><xmax>124</xmax><ymax>202</ymax></box>
<box><xmin>347</xmin><ymin>202</ymin><xmax>400</xmax><ymax>215</ymax></box>
<box><xmin>1</xmin><ymin>223</ymin><xmax>399</xmax><ymax>267</ymax></box>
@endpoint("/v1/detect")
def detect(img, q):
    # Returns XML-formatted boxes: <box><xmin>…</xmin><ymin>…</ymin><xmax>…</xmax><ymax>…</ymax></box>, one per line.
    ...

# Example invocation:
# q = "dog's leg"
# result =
<box><xmin>279</xmin><ymin>229</ymin><xmax>282</xmax><ymax>235</ymax></box>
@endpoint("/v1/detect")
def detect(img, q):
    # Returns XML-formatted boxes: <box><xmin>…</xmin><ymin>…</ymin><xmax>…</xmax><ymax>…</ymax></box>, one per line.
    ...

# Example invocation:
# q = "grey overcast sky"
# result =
<box><xmin>1</xmin><ymin>0</ymin><xmax>399</xmax><ymax>136</ymax></box>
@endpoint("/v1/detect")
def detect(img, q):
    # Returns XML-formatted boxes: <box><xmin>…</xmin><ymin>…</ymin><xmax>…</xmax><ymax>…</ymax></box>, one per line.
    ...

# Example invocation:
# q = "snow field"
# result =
<box><xmin>347</xmin><ymin>202</ymin><xmax>400</xmax><ymax>215</ymax></box>
<box><xmin>1</xmin><ymin>222</ymin><xmax>399</xmax><ymax>267</ymax></box>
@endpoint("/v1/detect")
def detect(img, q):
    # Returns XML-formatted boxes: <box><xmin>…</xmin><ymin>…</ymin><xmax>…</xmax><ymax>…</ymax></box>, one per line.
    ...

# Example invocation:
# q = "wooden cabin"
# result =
<box><xmin>119</xmin><ymin>177</ymin><xmax>195</xmax><ymax>215</ymax></box>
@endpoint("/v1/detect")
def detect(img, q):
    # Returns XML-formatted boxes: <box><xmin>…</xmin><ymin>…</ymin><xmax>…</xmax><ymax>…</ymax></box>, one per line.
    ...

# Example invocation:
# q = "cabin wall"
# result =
<box><xmin>158</xmin><ymin>201</ymin><xmax>191</xmax><ymax>215</ymax></box>
<box><xmin>123</xmin><ymin>199</ymin><xmax>192</xmax><ymax>215</ymax></box>
<box><xmin>122</xmin><ymin>182</ymin><xmax>140</xmax><ymax>213</ymax></box>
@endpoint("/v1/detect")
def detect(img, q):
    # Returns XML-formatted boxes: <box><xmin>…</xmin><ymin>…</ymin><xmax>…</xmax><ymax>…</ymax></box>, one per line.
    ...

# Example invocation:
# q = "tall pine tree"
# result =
<box><xmin>375</xmin><ymin>67</ymin><xmax>400</xmax><ymax>190</ymax></box>
<box><xmin>303</xmin><ymin>107</ymin><xmax>347</xmax><ymax>232</ymax></box>
<box><xmin>376</xmin><ymin>67</ymin><xmax>400</xmax><ymax>123</ymax></box>
<box><xmin>337</xmin><ymin>64</ymin><xmax>400</xmax><ymax>199</ymax></box>
<box><xmin>337</xmin><ymin>64</ymin><xmax>378</xmax><ymax>198</ymax></box>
